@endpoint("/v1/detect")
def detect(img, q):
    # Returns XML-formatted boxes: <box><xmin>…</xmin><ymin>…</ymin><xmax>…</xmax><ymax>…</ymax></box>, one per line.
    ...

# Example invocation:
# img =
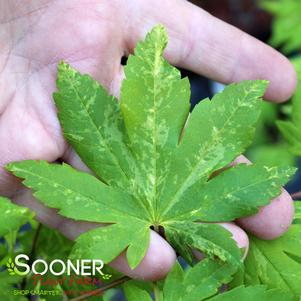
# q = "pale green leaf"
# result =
<box><xmin>0</xmin><ymin>196</ymin><xmax>34</xmax><ymax>237</ymax></box>
<box><xmin>162</xmin><ymin>262</ymin><xmax>184</xmax><ymax>301</ymax></box>
<box><xmin>160</xmin><ymin>259</ymin><xmax>291</xmax><ymax>301</ymax></box>
<box><xmin>164</xmin><ymin>222</ymin><xmax>242</xmax><ymax>268</ymax></box>
<box><xmin>54</xmin><ymin>61</ymin><xmax>136</xmax><ymax>191</ymax></box>
<box><xmin>163</xmin><ymin>259</ymin><xmax>235</xmax><ymax>301</ymax></box>
<box><xmin>209</xmin><ymin>286</ymin><xmax>293</xmax><ymax>301</ymax></box>
<box><xmin>120</xmin><ymin>24</ymin><xmax>190</xmax><ymax>220</ymax></box>
<box><xmin>6</xmin><ymin>160</ymin><xmax>148</xmax><ymax>224</ymax></box>
<box><xmin>159</xmin><ymin>80</ymin><xmax>268</xmax><ymax>218</ymax></box>
<box><xmin>241</xmin><ymin>225</ymin><xmax>301</xmax><ymax>298</ymax></box>
<box><xmin>6</xmin><ymin>160</ymin><xmax>150</xmax><ymax>269</ymax></box>
<box><xmin>123</xmin><ymin>282</ymin><xmax>153</xmax><ymax>301</ymax></box>
<box><xmin>261</xmin><ymin>0</ymin><xmax>301</xmax><ymax>54</ymax></box>
<box><xmin>71</xmin><ymin>222</ymin><xmax>150</xmax><ymax>269</ymax></box>
<box><xmin>165</xmin><ymin>164</ymin><xmax>295</xmax><ymax>222</ymax></box>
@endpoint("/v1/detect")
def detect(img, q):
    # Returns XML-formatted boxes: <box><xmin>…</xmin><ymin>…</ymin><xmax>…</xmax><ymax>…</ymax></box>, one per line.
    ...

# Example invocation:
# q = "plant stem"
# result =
<box><xmin>153</xmin><ymin>282</ymin><xmax>160</xmax><ymax>301</ymax></box>
<box><xmin>69</xmin><ymin>276</ymin><xmax>129</xmax><ymax>301</ymax></box>
<box><xmin>291</xmin><ymin>190</ymin><xmax>301</xmax><ymax>200</ymax></box>
<box><xmin>30</xmin><ymin>223</ymin><xmax>42</xmax><ymax>259</ymax></box>
<box><xmin>6</xmin><ymin>230</ymin><xmax>17</xmax><ymax>255</ymax></box>
<box><xmin>154</xmin><ymin>224</ymin><xmax>160</xmax><ymax>233</ymax></box>
<box><xmin>21</xmin><ymin>223</ymin><xmax>42</xmax><ymax>290</ymax></box>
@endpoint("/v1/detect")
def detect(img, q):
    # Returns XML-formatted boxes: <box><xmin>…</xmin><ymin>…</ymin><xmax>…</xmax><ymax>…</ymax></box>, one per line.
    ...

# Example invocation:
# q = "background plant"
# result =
<box><xmin>244</xmin><ymin>0</ymin><xmax>301</xmax><ymax>169</ymax></box>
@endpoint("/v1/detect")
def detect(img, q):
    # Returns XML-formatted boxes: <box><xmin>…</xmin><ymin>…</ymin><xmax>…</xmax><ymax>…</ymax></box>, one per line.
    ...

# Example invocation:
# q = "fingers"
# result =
<box><xmin>234</xmin><ymin>155</ymin><xmax>295</xmax><ymax>239</ymax></box>
<box><xmin>128</xmin><ymin>0</ymin><xmax>297</xmax><ymax>102</ymax></box>
<box><xmin>193</xmin><ymin>222</ymin><xmax>249</xmax><ymax>261</ymax></box>
<box><xmin>110</xmin><ymin>231</ymin><xmax>176</xmax><ymax>281</ymax></box>
<box><xmin>220</xmin><ymin>223</ymin><xmax>249</xmax><ymax>259</ymax></box>
<box><xmin>62</xmin><ymin>147</ymin><xmax>92</xmax><ymax>173</ymax></box>
<box><xmin>237</xmin><ymin>189</ymin><xmax>294</xmax><ymax>240</ymax></box>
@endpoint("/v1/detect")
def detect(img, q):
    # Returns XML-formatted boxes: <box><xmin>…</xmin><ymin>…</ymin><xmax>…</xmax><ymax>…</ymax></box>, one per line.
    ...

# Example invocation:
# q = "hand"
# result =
<box><xmin>0</xmin><ymin>0</ymin><xmax>297</xmax><ymax>280</ymax></box>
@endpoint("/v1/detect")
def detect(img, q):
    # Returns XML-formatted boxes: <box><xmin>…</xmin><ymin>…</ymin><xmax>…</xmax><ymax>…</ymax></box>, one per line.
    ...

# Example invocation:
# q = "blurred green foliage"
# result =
<box><xmin>261</xmin><ymin>0</ymin><xmax>301</xmax><ymax>54</ymax></box>
<box><xmin>247</xmin><ymin>0</ymin><xmax>301</xmax><ymax>167</ymax></box>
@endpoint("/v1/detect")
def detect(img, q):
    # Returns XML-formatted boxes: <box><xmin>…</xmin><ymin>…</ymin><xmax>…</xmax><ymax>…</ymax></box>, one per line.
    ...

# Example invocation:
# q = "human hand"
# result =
<box><xmin>0</xmin><ymin>0</ymin><xmax>297</xmax><ymax>280</ymax></box>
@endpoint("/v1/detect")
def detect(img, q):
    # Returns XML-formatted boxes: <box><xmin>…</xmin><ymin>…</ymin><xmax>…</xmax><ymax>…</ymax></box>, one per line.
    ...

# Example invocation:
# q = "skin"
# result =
<box><xmin>0</xmin><ymin>0</ymin><xmax>297</xmax><ymax>280</ymax></box>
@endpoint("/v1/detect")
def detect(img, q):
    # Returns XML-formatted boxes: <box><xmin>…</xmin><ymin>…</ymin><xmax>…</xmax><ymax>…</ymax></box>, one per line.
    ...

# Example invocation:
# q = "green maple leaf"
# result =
<box><xmin>277</xmin><ymin>56</ymin><xmax>301</xmax><ymax>155</ymax></box>
<box><xmin>261</xmin><ymin>0</ymin><xmax>301</xmax><ymax>54</ymax></box>
<box><xmin>0</xmin><ymin>196</ymin><xmax>34</xmax><ymax>237</ymax></box>
<box><xmin>234</xmin><ymin>224</ymin><xmax>301</xmax><ymax>300</ymax></box>
<box><xmin>123</xmin><ymin>258</ymin><xmax>293</xmax><ymax>301</ymax></box>
<box><xmin>6</xmin><ymin>25</ymin><xmax>295</xmax><ymax>270</ymax></box>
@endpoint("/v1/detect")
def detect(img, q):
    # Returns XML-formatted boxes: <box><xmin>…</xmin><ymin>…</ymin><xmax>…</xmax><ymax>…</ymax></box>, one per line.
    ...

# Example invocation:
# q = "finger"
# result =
<box><xmin>128</xmin><ymin>0</ymin><xmax>297</xmax><ymax>102</ymax></box>
<box><xmin>12</xmin><ymin>188</ymin><xmax>176</xmax><ymax>281</ymax></box>
<box><xmin>192</xmin><ymin>222</ymin><xmax>249</xmax><ymax>261</ymax></box>
<box><xmin>110</xmin><ymin>231</ymin><xmax>176</xmax><ymax>281</ymax></box>
<box><xmin>62</xmin><ymin>147</ymin><xmax>92</xmax><ymax>173</ymax></box>
<box><xmin>234</xmin><ymin>155</ymin><xmax>294</xmax><ymax>239</ymax></box>
<box><xmin>221</xmin><ymin>222</ymin><xmax>249</xmax><ymax>259</ymax></box>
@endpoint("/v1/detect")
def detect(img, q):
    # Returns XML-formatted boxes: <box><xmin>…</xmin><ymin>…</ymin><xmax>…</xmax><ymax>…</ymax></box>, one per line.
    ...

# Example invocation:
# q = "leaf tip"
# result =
<box><xmin>57</xmin><ymin>60</ymin><xmax>76</xmax><ymax>78</ymax></box>
<box><xmin>254</xmin><ymin>79</ymin><xmax>269</xmax><ymax>95</ymax></box>
<box><xmin>5</xmin><ymin>162</ymin><xmax>16</xmax><ymax>173</ymax></box>
<box><xmin>145</xmin><ymin>24</ymin><xmax>168</xmax><ymax>51</ymax></box>
<box><xmin>287</xmin><ymin>165</ymin><xmax>298</xmax><ymax>178</ymax></box>
<box><xmin>57</xmin><ymin>60</ymin><xmax>68</xmax><ymax>70</ymax></box>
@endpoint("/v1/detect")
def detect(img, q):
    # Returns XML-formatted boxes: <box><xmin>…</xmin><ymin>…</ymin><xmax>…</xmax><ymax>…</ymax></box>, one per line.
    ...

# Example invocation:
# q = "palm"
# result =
<box><xmin>0</xmin><ymin>1</ymin><xmax>125</xmax><ymax>193</ymax></box>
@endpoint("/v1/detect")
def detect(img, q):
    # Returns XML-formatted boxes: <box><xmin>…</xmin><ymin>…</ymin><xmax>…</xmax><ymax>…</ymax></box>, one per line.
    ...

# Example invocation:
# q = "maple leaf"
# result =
<box><xmin>7</xmin><ymin>25</ymin><xmax>295</xmax><ymax>270</ymax></box>
<box><xmin>123</xmin><ymin>259</ymin><xmax>294</xmax><ymax>301</ymax></box>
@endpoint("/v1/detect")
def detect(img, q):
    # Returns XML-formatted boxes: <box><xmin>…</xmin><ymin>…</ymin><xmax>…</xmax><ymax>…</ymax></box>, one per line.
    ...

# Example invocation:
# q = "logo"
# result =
<box><xmin>6</xmin><ymin>254</ymin><xmax>112</xmax><ymax>279</ymax></box>
<box><xmin>6</xmin><ymin>257</ymin><xmax>21</xmax><ymax>276</ymax></box>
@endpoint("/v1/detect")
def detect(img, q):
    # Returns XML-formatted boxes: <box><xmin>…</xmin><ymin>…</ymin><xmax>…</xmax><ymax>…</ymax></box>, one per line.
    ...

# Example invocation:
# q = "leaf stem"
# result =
<box><xmin>21</xmin><ymin>223</ymin><xmax>42</xmax><ymax>290</ymax></box>
<box><xmin>69</xmin><ymin>276</ymin><xmax>129</xmax><ymax>301</ymax></box>
<box><xmin>153</xmin><ymin>224</ymin><xmax>160</xmax><ymax>233</ymax></box>
<box><xmin>153</xmin><ymin>281</ymin><xmax>160</xmax><ymax>301</ymax></box>
<box><xmin>30</xmin><ymin>223</ymin><xmax>42</xmax><ymax>259</ymax></box>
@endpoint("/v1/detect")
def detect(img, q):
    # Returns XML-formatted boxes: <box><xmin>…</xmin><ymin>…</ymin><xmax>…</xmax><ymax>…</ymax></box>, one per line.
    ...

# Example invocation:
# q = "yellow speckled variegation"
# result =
<box><xmin>7</xmin><ymin>25</ymin><xmax>295</xmax><ymax>270</ymax></box>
